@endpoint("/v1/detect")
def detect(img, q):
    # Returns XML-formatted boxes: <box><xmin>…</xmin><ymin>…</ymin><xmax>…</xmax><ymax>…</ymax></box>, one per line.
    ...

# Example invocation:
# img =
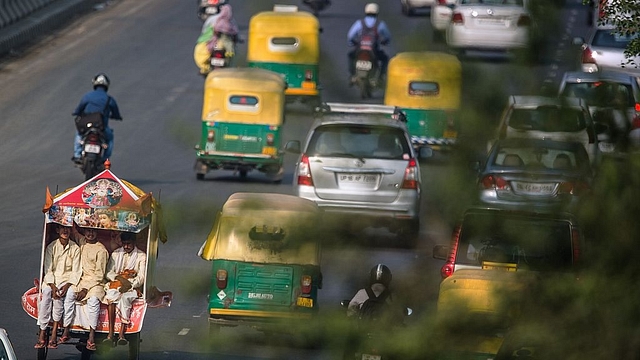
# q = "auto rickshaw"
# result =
<box><xmin>194</xmin><ymin>67</ymin><xmax>287</xmax><ymax>182</ymax></box>
<box><xmin>198</xmin><ymin>192</ymin><xmax>323</xmax><ymax>337</ymax></box>
<box><xmin>22</xmin><ymin>162</ymin><xmax>172</xmax><ymax>360</ymax></box>
<box><xmin>247</xmin><ymin>5</ymin><xmax>321</xmax><ymax>107</ymax></box>
<box><xmin>384</xmin><ymin>51</ymin><xmax>462</xmax><ymax>153</ymax></box>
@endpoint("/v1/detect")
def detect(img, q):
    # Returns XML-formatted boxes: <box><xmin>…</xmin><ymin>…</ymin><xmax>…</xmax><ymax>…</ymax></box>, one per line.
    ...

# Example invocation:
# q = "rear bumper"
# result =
<box><xmin>209</xmin><ymin>308</ymin><xmax>315</xmax><ymax>327</ymax></box>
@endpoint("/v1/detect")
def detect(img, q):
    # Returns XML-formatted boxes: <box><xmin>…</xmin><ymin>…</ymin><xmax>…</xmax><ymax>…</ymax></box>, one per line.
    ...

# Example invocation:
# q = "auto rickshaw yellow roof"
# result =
<box><xmin>222</xmin><ymin>192</ymin><xmax>320</xmax><ymax>215</ymax></box>
<box><xmin>205</xmin><ymin>68</ymin><xmax>286</xmax><ymax>92</ymax></box>
<box><xmin>388</xmin><ymin>51</ymin><xmax>461</xmax><ymax>74</ymax></box>
<box><xmin>249</xmin><ymin>9</ymin><xmax>319</xmax><ymax>33</ymax></box>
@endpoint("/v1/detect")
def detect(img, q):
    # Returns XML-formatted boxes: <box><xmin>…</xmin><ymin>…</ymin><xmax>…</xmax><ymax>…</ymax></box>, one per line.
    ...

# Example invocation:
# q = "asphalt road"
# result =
<box><xmin>0</xmin><ymin>0</ymin><xmax>593</xmax><ymax>359</ymax></box>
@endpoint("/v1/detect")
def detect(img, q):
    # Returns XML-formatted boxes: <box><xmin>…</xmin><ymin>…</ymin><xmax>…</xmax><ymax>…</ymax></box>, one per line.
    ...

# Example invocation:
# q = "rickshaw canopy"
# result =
<box><xmin>384</xmin><ymin>51</ymin><xmax>462</xmax><ymax>110</ymax></box>
<box><xmin>42</xmin><ymin>169</ymin><xmax>166</xmax><ymax>242</ymax></box>
<box><xmin>247</xmin><ymin>8</ymin><xmax>320</xmax><ymax>64</ymax></box>
<box><xmin>202</xmin><ymin>68</ymin><xmax>286</xmax><ymax>125</ymax></box>
<box><xmin>199</xmin><ymin>192</ymin><xmax>322</xmax><ymax>266</ymax></box>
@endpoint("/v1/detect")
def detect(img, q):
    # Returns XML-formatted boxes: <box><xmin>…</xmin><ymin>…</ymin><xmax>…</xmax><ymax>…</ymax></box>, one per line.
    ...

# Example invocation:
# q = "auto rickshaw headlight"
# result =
<box><xmin>216</xmin><ymin>269</ymin><xmax>228</xmax><ymax>289</ymax></box>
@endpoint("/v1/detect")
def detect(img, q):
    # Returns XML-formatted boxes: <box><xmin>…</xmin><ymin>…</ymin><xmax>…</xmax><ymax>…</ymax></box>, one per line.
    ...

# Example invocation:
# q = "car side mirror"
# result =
<box><xmin>285</xmin><ymin>140</ymin><xmax>301</xmax><ymax>154</ymax></box>
<box><xmin>433</xmin><ymin>244</ymin><xmax>449</xmax><ymax>260</ymax></box>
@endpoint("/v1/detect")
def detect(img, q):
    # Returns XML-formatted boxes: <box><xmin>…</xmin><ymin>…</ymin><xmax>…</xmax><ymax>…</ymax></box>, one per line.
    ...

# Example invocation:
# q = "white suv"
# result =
<box><xmin>285</xmin><ymin>103</ymin><xmax>425</xmax><ymax>247</ymax></box>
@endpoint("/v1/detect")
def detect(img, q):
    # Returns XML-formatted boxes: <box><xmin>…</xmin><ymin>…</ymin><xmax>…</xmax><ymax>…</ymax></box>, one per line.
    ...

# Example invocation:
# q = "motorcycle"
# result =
<box><xmin>197</xmin><ymin>0</ymin><xmax>226</xmax><ymax>21</ymax></box>
<box><xmin>204</xmin><ymin>34</ymin><xmax>243</xmax><ymax>76</ymax></box>
<box><xmin>340</xmin><ymin>299</ymin><xmax>412</xmax><ymax>360</ymax></box>
<box><xmin>78</xmin><ymin>125</ymin><xmax>107</xmax><ymax>180</ymax></box>
<box><xmin>352</xmin><ymin>39</ymin><xmax>385</xmax><ymax>100</ymax></box>
<box><xmin>302</xmin><ymin>0</ymin><xmax>331</xmax><ymax>16</ymax></box>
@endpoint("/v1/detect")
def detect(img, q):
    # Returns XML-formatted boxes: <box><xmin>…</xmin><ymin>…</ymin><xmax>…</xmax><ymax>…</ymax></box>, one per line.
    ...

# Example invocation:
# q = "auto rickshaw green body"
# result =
<box><xmin>199</xmin><ymin>192</ymin><xmax>323</xmax><ymax>331</ymax></box>
<box><xmin>384</xmin><ymin>51</ymin><xmax>462</xmax><ymax>151</ymax></box>
<box><xmin>247</xmin><ymin>6</ymin><xmax>321</xmax><ymax>105</ymax></box>
<box><xmin>194</xmin><ymin>68</ymin><xmax>287</xmax><ymax>181</ymax></box>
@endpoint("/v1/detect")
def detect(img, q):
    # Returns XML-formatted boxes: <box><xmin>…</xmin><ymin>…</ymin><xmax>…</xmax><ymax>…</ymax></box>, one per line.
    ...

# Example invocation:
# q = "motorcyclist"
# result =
<box><xmin>194</xmin><ymin>3</ymin><xmax>223</xmax><ymax>75</ymax></box>
<box><xmin>72</xmin><ymin>73</ymin><xmax>122</xmax><ymax>164</ymax></box>
<box><xmin>206</xmin><ymin>4</ymin><xmax>239</xmax><ymax>60</ymax></box>
<box><xmin>346</xmin><ymin>3</ymin><xmax>391</xmax><ymax>85</ymax></box>
<box><xmin>347</xmin><ymin>263</ymin><xmax>395</xmax><ymax>317</ymax></box>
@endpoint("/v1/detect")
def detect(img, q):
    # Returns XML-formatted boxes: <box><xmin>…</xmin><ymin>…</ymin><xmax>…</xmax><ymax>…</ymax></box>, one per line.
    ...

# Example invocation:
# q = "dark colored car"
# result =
<box><xmin>474</xmin><ymin>138</ymin><xmax>593</xmax><ymax>212</ymax></box>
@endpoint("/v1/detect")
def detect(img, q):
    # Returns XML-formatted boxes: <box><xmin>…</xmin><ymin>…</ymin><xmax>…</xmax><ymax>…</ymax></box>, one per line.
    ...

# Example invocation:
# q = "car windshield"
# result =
<box><xmin>457</xmin><ymin>212</ymin><xmax>574</xmax><ymax>272</ymax></box>
<box><xmin>561</xmin><ymin>81</ymin><xmax>634</xmax><ymax>107</ymax></box>
<box><xmin>493</xmin><ymin>144</ymin><xmax>588</xmax><ymax>170</ymax></box>
<box><xmin>509</xmin><ymin>106</ymin><xmax>587</xmax><ymax>132</ymax></box>
<box><xmin>461</xmin><ymin>0</ymin><xmax>524</xmax><ymax>5</ymax></box>
<box><xmin>306</xmin><ymin>124</ymin><xmax>411</xmax><ymax>160</ymax></box>
<box><xmin>592</xmin><ymin>29</ymin><xmax>637</xmax><ymax>49</ymax></box>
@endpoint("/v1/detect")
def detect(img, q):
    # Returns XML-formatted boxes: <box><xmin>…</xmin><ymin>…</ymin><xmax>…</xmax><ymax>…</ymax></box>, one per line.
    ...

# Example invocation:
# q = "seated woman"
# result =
<box><xmin>103</xmin><ymin>232</ymin><xmax>146</xmax><ymax>346</ymax></box>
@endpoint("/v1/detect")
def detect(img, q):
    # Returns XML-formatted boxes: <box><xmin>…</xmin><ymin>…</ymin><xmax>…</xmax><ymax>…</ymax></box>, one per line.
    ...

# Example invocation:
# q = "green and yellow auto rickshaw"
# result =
<box><xmin>247</xmin><ymin>5</ymin><xmax>321</xmax><ymax>107</ymax></box>
<box><xmin>384</xmin><ymin>51</ymin><xmax>462</xmax><ymax>153</ymax></box>
<box><xmin>194</xmin><ymin>67</ymin><xmax>287</xmax><ymax>182</ymax></box>
<box><xmin>198</xmin><ymin>192</ymin><xmax>323</xmax><ymax>335</ymax></box>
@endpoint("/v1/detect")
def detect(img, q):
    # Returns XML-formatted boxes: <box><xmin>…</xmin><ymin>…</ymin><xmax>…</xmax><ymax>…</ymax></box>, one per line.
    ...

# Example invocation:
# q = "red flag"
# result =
<box><xmin>42</xmin><ymin>186</ymin><xmax>54</xmax><ymax>213</ymax></box>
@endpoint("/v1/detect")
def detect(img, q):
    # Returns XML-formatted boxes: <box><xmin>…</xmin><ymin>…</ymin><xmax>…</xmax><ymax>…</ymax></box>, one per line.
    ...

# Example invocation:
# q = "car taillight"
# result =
<box><xmin>635</xmin><ymin>103</ymin><xmax>640</xmax><ymax>112</ymax></box>
<box><xmin>401</xmin><ymin>158</ymin><xmax>419</xmax><ymax>189</ymax></box>
<box><xmin>214</xmin><ymin>51</ymin><xmax>224</xmax><ymax>58</ymax></box>
<box><xmin>452</xmin><ymin>12</ymin><xmax>464</xmax><ymax>24</ymax></box>
<box><xmin>517</xmin><ymin>14</ymin><xmax>531</xmax><ymax>27</ymax></box>
<box><xmin>581</xmin><ymin>47</ymin><xmax>596</xmax><ymax>64</ymax></box>
<box><xmin>297</xmin><ymin>154</ymin><xmax>313</xmax><ymax>186</ymax></box>
<box><xmin>441</xmin><ymin>224</ymin><xmax>461</xmax><ymax>279</ymax></box>
<box><xmin>305</xmin><ymin>70</ymin><xmax>313</xmax><ymax>81</ymax></box>
<box><xmin>480</xmin><ymin>175</ymin><xmax>509</xmax><ymax>190</ymax></box>
<box><xmin>301</xmin><ymin>275</ymin><xmax>312</xmax><ymax>294</ymax></box>
<box><xmin>266</xmin><ymin>133</ymin><xmax>275</xmax><ymax>146</ymax></box>
<box><xmin>558</xmin><ymin>181</ymin><xmax>590</xmax><ymax>196</ymax></box>
<box><xmin>631</xmin><ymin>114</ymin><xmax>640</xmax><ymax>130</ymax></box>
<box><xmin>571</xmin><ymin>226</ymin><xmax>581</xmax><ymax>263</ymax></box>
<box><xmin>216</xmin><ymin>269</ymin><xmax>228</xmax><ymax>289</ymax></box>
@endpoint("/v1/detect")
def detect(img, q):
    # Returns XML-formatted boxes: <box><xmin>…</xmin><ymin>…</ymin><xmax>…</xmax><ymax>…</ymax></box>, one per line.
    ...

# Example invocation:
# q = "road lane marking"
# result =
<box><xmin>178</xmin><ymin>328</ymin><xmax>190</xmax><ymax>336</ymax></box>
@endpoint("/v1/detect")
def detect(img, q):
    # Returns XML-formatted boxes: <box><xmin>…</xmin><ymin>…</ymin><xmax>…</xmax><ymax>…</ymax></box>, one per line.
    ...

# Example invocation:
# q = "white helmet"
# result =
<box><xmin>365</xmin><ymin>3</ymin><xmax>379</xmax><ymax>15</ymax></box>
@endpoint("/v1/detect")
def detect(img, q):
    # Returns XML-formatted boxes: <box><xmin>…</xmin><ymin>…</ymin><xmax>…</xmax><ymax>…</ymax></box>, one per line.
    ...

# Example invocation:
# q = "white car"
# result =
<box><xmin>574</xmin><ymin>24</ymin><xmax>640</xmax><ymax>75</ymax></box>
<box><xmin>402</xmin><ymin>0</ymin><xmax>455</xmax><ymax>16</ymax></box>
<box><xmin>432</xmin><ymin>0</ymin><xmax>530</xmax><ymax>51</ymax></box>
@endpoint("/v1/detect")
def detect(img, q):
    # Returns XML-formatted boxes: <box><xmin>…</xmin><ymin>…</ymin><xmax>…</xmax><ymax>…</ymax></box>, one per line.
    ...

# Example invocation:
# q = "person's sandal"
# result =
<box><xmin>34</xmin><ymin>340</ymin><xmax>46</xmax><ymax>349</ymax></box>
<box><xmin>117</xmin><ymin>338</ymin><xmax>129</xmax><ymax>346</ymax></box>
<box><xmin>86</xmin><ymin>341</ymin><xmax>97</xmax><ymax>351</ymax></box>
<box><xmin>58</xmin><ymin>335</ymin><xmax>71</xmax><ymax>344</ymax></box>
<box><xmin>47</xmin><ymin>340</ymin><xmax>58</xmax><ymax>349</ymax></box>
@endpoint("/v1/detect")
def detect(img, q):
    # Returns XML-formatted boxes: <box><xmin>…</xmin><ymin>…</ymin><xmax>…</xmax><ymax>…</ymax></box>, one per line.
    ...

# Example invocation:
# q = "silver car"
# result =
<box><xmin>574</xmin><ymin>24</ymin><xmax>640</xmax><ymax>75</ymax></box>
<box><xmin>285</xmin><ymin>103</ymin><xmax>423</xmax><ymax>246</ymax></box>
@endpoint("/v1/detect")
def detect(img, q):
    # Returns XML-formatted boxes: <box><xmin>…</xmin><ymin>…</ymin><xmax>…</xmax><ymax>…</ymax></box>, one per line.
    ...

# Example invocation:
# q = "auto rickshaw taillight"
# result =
<box><xmin>297</xmin><ymin>154</ymin><xmax>313</xmax><ymax>186</ymax></box>
<box><xmin>207</xmin><ymin>130</ymin><xmax>215</xmax><ymax>142</ymax></box>
<box><xmin>401</xmin><ymin>159</ymin><xmax>419</xmax><ymax>189</ymax></box>
<box><xmin>301</xmin><ymin>275</ymin><xmax>312</xmax><ymax>294</ymax></box>
<box><xmin>305</xmin><ymin>70</ymin><xmax>313</xmax><ymax>81</ymax></box>
<box><xmin>266</xmin><ymin>133</ymin><xmax>275</xmax><ymax>146</ymax></box>
<box><xmin>216</xmin><ymin>269</ymin><xmax>228</xmax><ymax>289</ymax></box>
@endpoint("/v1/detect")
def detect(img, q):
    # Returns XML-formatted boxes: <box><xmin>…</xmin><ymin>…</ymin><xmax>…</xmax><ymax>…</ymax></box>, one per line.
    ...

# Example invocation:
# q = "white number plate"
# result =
<box><xmin>598</xmin><ymin>142</ymin><xmax>615</xmax><ymax>153</ymax></box>
<box><xmin>211</xmin><ymin>58</ymin><xmax>226</xmax><ymax>67</ymax></box>
<box><xmin>205</xmin><ymin>7</ymin><xmax>219</xmax><ymax>14</ymax></box>
<box><xmin>362</xmin><ymin>355</ymin><xmax>382</xmax><ymax>360</ymax></box>
<box><xmin>84</xmin><ymin>144</ymin><xmax>101</xmax><ymax>154</ymax></box>
<box><xmin>355</xmin><ymin>60</ymin><xmax>372</xmax><ymax>71</ymax></box>
<box><xmin>513</xmin><ymin>182</ymin><xmax>555</xmax><ymax>195</ymax></box>
<box><xmin>339</xmin><ymin>174</ymin><xmax>377</xmax><ymax>184</ymax></box>
<box><xmin>477</xmin><ymin>18</ymin><xmax>506</xmax><ymax>26</ymax></box>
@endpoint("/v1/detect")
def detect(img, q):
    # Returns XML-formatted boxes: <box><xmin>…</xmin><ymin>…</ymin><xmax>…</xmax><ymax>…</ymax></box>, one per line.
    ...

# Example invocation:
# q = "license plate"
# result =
<box><xmin>443</xmin><ymin>129</ymin><xmax>458</xmax><ymax>139</ymax></box>
<box><xmin>211</xmin><ymin>58</ymin><xmax>226</xmax><ymax>67</ymax></box>
<box><xmin>482</xmin><ymin>261</ymin><xmax>517</xmax><ymax>272</ymax></box>
<box><xmin>599</xmin><ymin>142</ymin><xmax>615</xmax><ymax>153</ymax></box>
<box><xmin>84</xmin><ymin>144</ymin><xmax>101</xmax><ymax>154</ymax></box>
<box><xmin>262</xmin><ymin>146</ymin><xmax>278</xmax><ymax>156</ymax></box>
<box><xmin>513</xmin><ymin>182</ymin><xmax>555</xmax><ymax>195</ymax></box>
<box><xmin>339</xmin><ymin>174</ymin><xmax>377</xmax><ymax>184</ymax></box>
<box><xmin>355</xmin><ymin>60</ymin><xmax>372</xmax><ymax>71</ymax></box>
<box><xmin>362</xmin><ymin>355</ymin><xmax>382</xmax><ymax>360</ymax></box>
<box><xmin>205</xmin><ymin>6</ymin><xmax>219</xmax><ymax>14</ymax></box>
<box><xmin>477</xmin><ymin>18</ymin><xmax>506</xmax><ymax>26</ymax></box>
<box><xmin>301</xmin><ymin>81</ymin><xmax>316</xmax><ymax>90</ymax></box>
<box><xmin>296</xmin><ymin>297</ymin><xmax>313</xmax><ymax>308</ymax></box>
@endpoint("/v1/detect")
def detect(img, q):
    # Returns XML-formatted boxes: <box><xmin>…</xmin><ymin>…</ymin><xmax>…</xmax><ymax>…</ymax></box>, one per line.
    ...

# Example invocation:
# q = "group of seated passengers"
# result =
<box><xmin>35</xmin><ymin>224</ymin><xmax>146</xmax><ymax>351</ymax></box>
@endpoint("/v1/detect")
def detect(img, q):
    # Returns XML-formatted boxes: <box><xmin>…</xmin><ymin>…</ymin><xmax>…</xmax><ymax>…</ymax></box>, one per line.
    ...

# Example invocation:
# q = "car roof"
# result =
<box><xmin>509</xmin><ymin>95</ymin><xmax>588</xmax><ymax>109</ymax></box>
<box><xmin>312</xmin><ymin>102</ymin><xmax>410</xmax><ymax>130</ymax></box>
<box><xmin>561</xmin><ymin>71</ymin><xmax>638</xmax><ymax>84</ymax></box>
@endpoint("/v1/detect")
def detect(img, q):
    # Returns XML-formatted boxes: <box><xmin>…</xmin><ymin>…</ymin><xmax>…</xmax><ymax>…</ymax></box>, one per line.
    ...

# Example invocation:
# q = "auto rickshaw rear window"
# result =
<box><xmin>409</xmin><ymin>81</ymin><xmax>439</xmax><ymax>96</ymax></box>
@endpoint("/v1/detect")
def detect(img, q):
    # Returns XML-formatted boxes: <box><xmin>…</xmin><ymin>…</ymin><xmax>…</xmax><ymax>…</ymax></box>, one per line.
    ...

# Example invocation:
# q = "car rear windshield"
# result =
<box><xmin>592</xmin><ymin>29</ymin><xmax>637</xmax><ymax>49</ymax></box>
<box><xmin>509</xmin><ymin>106</ymin><xmax>587</xmax><ymax>132</ymax></box>
<box><xmin>456</xmin><ymin>212</ymin><xmax>574</xmax><ymax>272</ymax></box>
<box><xmin>561</xmin><ymin>82</ymin><xmax>635</xmax><ymax>107</ymax></box>
<box><xmin>493</xmin><ymin>144</ymin><xmax>589</xmax><ymax>171</ymax></box>
<box><xmin>306</xmin><ymin>124</ymin><xmax>411</xmax><ymax>160</ymax></box>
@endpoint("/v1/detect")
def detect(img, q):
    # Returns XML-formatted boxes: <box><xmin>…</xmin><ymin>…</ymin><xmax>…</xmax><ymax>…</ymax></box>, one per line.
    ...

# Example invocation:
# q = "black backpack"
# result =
<box><xmin>358</xmin><ymin>287</ymin><xmax>391</xmax><ymax>322</ymax></box>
